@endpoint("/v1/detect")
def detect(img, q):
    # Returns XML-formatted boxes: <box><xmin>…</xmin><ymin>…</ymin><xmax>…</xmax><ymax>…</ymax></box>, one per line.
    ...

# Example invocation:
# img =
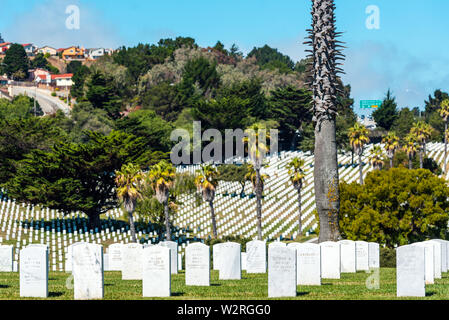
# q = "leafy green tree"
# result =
<box><xmin>267</xmin><ymin>86</ymin><xmax>312</xmax><ymax>150</ymax></box>
<box><xmin>0</xmin><ymin>95</ymin><xmax>43</xmax><ymax>119</ymax></box>
<box><xmin>146</xmin><ymin>160</ymin><xmax>176</xmax><ymax>241</ymax></box>
<box><xmin>372</xmin><ymin>90</ymin><xmax>399</xmax><ymax>131</ymax></box>
<box><xmin>115</xmin><ymin>163</ymin><xmax>144</xmax><ymax>242</ymax></box>
<box><xmin>71</xmin><ymin>64</ymin><xmax>91</xmax><ymax>99</ymax></box>
<box><xmin>3</xmin><ymin>44</ymin><xmax>29</xmax><ymax>80</ymax></box>
<box><xmin>217</xmin><ymin>164</ymin><xmax>251</xmax><ymax>196</ymax></box>
<box><xmin>195</xmin><ymin>165</ymin><xmax>220</xmax><ymax>239</ymax></box>
<box><xmin>248</xmin><ymin>45</ymin><xmax>295</xmax><ymax>73</ymax></box>
<box><xmin>390</xmin><ymin>107</ymin><xmax>416</xmax><ymax>138</ymax></box>
<box><xmin>338</xmin><ymin>167</ymin><xmax>449</xmax><ymax>247</ymax></box>
<box><xmin>183</xmin><ymin>57</ymin><xmax>220</xmax><ymax>94</ymax></box>
<box><xmin>66</xmin><ymin>61</ymin><xmax>83</xmax><ymax>74</ymax></box>
<box><xmin>30</xmin><ymin>53</ymin><xmax>59</xmax><ymax>74</ymax></box>
<box><xmin>3</xmin><ymin>131</ymin><xmax>151</xmax><ymax>229</ymax></box>
<box><xmin>86</xmin><ymin>71</ymin><xmax>122</xmax><ymax>119</ymax></box>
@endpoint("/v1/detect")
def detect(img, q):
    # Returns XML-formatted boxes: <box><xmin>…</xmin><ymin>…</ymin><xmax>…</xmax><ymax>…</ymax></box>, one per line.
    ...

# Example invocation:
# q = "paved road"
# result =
<box><xmin>10</xmin><ymin>86</ymin><xmax>71</xmax><ymax>115</ymax></box>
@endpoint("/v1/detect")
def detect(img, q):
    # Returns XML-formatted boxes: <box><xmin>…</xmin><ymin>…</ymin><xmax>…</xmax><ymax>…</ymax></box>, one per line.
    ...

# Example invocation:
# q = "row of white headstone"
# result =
<box><xmin>397</xmin><ymin>239</ymin><xmax>449</xmax><ymax>297</ymax></box>
<box><xmin>0</xmin><ymin>239</ymin><xmax>381</xmax><ymax>299</ymax></box>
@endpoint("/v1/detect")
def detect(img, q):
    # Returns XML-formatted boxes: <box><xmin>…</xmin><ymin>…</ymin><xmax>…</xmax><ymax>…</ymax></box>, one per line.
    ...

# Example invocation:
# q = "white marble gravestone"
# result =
<box><xmin>160</xmin><ymin>241</ymin><xmax>178</xmax><ymax>275</ymax></box>
<box><xmin>219</xmin><ymin>242</ymin><xmax>241</xmax><ymax>280</ymax></box>
<box><xmin>296</xmin><ymin>243</ymin><xmax>321</xmax><ymax>285</ymax></box>
<box><xmin>396</xmin><ymin>245</ymin><xmax>425</xmax><ymax>297</ymax></box>
<box><xmin>338</xmin><ymin>240</ymin><xmax>356</xmax><ymax>273</ymax></box>
<box><xmin>320</xmin><ymin>241</ymin><xmax>340</xmax><ymax>279</ymax></box>
<box><xmin>355</xmin><ymin>241</ymin><xmax>369</xmax><ymax>271</ymax></box>
<box><xmin>121</xmin><ymin>243</ymin><xmax>143</xmax><ymax>280</ymax></box>
<box><xmin>426</xmin><ymin>240</ymin><xmax>442</xmax><ymax>279</ymax></box>
<box><xmin>246</xmin><ymin>240</ymin><xmax>267</xmax><ymax>274</ymax></box>
<box><xmin>72</xmin><ymin>242</ymin><xmax>104</xmax><ymax>300</ymax></box>
<box><xmin>268</xmin><ymin>246</ymin><xmax>296</xmax><ymax>298</ymax></box>
<box><xmin>185</xmin><ymin>243</ymin><xmax>210</xmax><ymax>286</ymax></box>
<box><xmin>269</xmin><ymin>242</ymin><xmax>286</xmax><ymax>249</ymax></box>
<box><xmin>368</xmin><ymin>242</ymin><xmax>380</xmax><ymax>269</ymax></box>
<box><xmin>431</xmin><ymin>239</ymin><xmax>448</xmax><ymax>273</ymax></box>
<box><xmin>412</xmin><ymin>242</ymin><xmax>434</xmax><ymax>284</ymax></box>
<box><xmin>65</xmin><ymin>244</ymin><xmax>74</xmax><ymax>272</ymax></box>
<box><xmin>0</xmin><ymin>245</ymin><xmax>13</xmax><ymax>272</ymax></box>
<box><xmin>103</xmin><ymin>253</ymin><xmax>110</xmax><ymax>271</ymax></box>
<box><xmin>108</xmin><ymin>243</ymin><xmax>123</xmax><ymax>271</ymax></box>
<box><xmin>143</xmin><ymin>246</ymin><xmax>171</xmax><ymax>297</ymax></box>
<box><xmin>20</xmin><ymin>246</ymin><xmax>48</xmax><ymax>298</ymax></box>
<box><xmin>213</xmin><ymin>243</ymin><xmax>224</xmax><ymax>271</ymax></box>
<box><xmin>241</xmin><ymin>252</ymin><xmax>247</xmax><ymax>271</ymax></box>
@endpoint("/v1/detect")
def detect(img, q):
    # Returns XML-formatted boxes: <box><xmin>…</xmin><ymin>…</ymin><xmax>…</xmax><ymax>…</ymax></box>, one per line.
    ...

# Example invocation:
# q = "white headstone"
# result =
<box><xmin>355</xmin><ymin>241</ymin><xmax>369</xmax><ymax>271</ymax></box>
<box><xmin>296</xmin><ymin>243</ymin><xmax>321</xmax><ymax>285</ymax></box>
<box><xmin>426</xmin><ymin>240</ymin><xmax>442</xmax><ymax>278</ymax></box>
<box><xmin>246</xmin><ymin>240</ymin><xmax>266</xmax><ymax>274</ymax></box>
<box><xmin>213</xmin><ymin>243</ymin><xmax>224</xmax><ymax>271</ymax></box>
<box><xmin>268</xmin><ymin>246</ymin><xmax>296</xmax><ymax>298</ymax></box>
<box><xmin>320</xmin><ymin>241</ymin><xmax>340</xmax><ymax>279</ymax></box>
<box><xmin>160</xmin><ymin>241</ymin><xmax>178</xmax><ymax>275</ymax></box>
<box><xmin>103</xmin><ymin>253</ymin><xmax>110</xmax><ymax>271</ymax></box>
<box><xmin>219</xmin><ymin>242</ymin><xmax>241</xmax><ymax>280</ymax></box>
<box><xmin>142</xmin><ymin>246</ymin><xmax>171</xmax><ymax>297</ymax></box>
<box><xmin>20</xmin><ymin>246</ymin><xmax>48</xmax><ymax>298</ymax></box>
<box><xmin>65</xmin><ymin>244</ymin><xmax>74</xmax><ymax>272</ymax></box>
<box><xmin>396</xmin><ymin>245</ymin><xmax>425</xmax><ymax>297</ymax></box>
<box><xmin>269</xmin><ymin>242</ymin><xmax>286</xmax><ymax>249</ymax></box>
<box><xmin>108</xmin><ymin>243</ymin><xmax>123</xmax><ymax>271</ymax></box>
<box><xmin>185</xmin><ymin>243</ymin><xmax>210</xmax><ymax>286</ymax></box>
<box><xmin>72</xmin><ymin>242</ymin><xmax>104</xmax><ymax>300</ymax></box>
<box><xmin>0</xmin><ymin>245</ymin><xmax>13</xmax><ymax>272</ymax></box>
<box><xmin>368</xmin><ymin>242</ymin><xmax>380</xmax><ymax>269</ymax></box>
<box><xmin>412</xmin><ymin>242</ymin><xmax>434</xmax><ymax>284</ymax></box>
<box><xmin>121</xmin><ymin>243</ymin><xmax>143</xmax><ymax>280</ymax></box>
<box><xmin>338</xmin><ymin>240</ymin><xmax>356</xmax><ymax>273</ymax></box>
<box><xmin>241</xmin><ymin>252</ymin><xmax>247</xmax><ymax>271</ymax></box>
<box><xmin>431</xmin><ymin>239</ymin><xmax>448</xmax><ymax>272</ymax></box>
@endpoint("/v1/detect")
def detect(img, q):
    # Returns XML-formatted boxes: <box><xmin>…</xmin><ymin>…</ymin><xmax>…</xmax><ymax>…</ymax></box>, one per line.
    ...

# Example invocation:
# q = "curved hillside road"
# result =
<box><xmin>10</xmin><ymin>86</ymin><xmax>71</xmax><ymax>115</ymax></box>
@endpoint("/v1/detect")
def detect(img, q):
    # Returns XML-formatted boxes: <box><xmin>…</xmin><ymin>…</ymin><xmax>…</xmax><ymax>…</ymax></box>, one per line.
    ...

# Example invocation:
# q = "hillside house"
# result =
<box><xmin>37</xmin><ymin>46</ymin><xmax>57</xmax><ymax>56</ymax></box>
<box><xmin>62</xmin><ymin>47</ymin><xmax>85</xmax><ymax>60</ymax></box>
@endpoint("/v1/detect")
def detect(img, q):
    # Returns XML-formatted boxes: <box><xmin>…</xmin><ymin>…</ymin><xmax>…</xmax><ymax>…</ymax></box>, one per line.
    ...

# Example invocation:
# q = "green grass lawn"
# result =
<box><xmin>1</xmin><ymin>268</ymin><xmax>449</xmax><ymax>300</ymax></box>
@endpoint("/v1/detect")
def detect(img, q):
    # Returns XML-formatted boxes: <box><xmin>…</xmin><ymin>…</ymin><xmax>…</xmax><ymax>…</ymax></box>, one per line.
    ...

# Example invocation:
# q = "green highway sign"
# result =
<box><xmin>360</xmin><ymin>100</ymin><xmax>382</xmax><ymax>109</ymax></box>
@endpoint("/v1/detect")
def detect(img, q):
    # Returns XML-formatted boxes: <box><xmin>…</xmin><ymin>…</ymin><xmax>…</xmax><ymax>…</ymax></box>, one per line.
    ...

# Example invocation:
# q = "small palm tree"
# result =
<box><xmin>243</xmin><ymin>123</ymin><xmax>271</xmax><ymax>240</ymax></box>
<box><xmin>287</xmin><ymin>157</ymin><xmax>307</xmax><ymax>236</ymax></box>
<box><xmin>403</xmin><ymin>134</ymin><xmax>418</xmax><ymax>169</ymax></box>
<box><xmin>348</xmin><ymin>123</ymin><xmax>370</xmax><ymax>184</ymax></box>
<box><xmin>369</xmin><ymin>145</ymin><xmax>384</xmax><ymax>170</ymax></box>
<box><xmin>439</xmin><ymin>99</ymin><xmax>449</xmax><ymax>173</ymax></box>
<box><xmin>147</xmin><ymin>160</ymin><xmax>176</xmax><ymax>241</ymax></box>
<box><xmin>115</xmin><ymin>163</ymin><xmax>144</xmax><ymax>243</ymax></box>
<box><xmin>195</xmin><ymin>164</ymin><xmax>220</xmax><ymax>239</ymax></box>
<box><xmin>411</xmin><ymin>122</ymin><xmax>433</xmax><ymax>168</ymax></box>
<box><xmin>382</xmin><ymin>132</ymin><xmax>400</xmax><ymax>169</ymax></box>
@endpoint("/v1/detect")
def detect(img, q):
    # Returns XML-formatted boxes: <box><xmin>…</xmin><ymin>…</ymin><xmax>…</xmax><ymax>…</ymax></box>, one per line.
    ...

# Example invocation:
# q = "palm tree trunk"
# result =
<box><xmin>255</xmin><ymin>168</ymin><xmax>263</xmax><ymax>240</ymax></box>
<box><xmin>209</xmin><ymin>201</ymin><xmax>218</xmax><ymax>239</ymax></box>
<box><xmin>419</xmin><ymin>148</ymin><xmax>423</xmax><ymax>169</ymax></box>
<box><xmin>315</xmin><ymin>118</ymin><xmax>341</xmax><ymax>242</ymax></box>
<box><xmin>359</xmin><ymin>153</ymin><xmax>364</xmax><ymax>184</ymax></box>
<box><xmin>164</xmin><ymin>202</ymin><xmax>171</xmax><ymax>241</ymax></box>
<box><xmin>445</xmin><ymin>121</ymin><xmax>448</xmax><ymax>173</ymax></box>
<box><xmin>297</xmin><ymin>188</ymin><xmax>302</xmax><ymax>237</ymax></box>
<box><xmin>128</xmin><ymin>211</ymin><xmax>137</xmax><ymax>243</ymax></box>
<box><xmin>390</xmin><ymin>157</ymin><xmax>393</xmax><ymax>169</ymax></box>
<box><xmin>409</xmin><ymin>157</ymin><xmax>413</xmax><ymax>170</ymax></box>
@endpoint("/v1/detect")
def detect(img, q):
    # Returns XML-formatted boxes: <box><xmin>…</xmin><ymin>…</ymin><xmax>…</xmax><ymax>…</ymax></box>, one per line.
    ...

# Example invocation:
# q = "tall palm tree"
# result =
<box><xmin>369</xmin><ymin>145</ymin><xmax>384</xmax><ymax>170</ymax></box>
<box><xmin>195</xmin><ymin>164</ymin><xmax>219</xmax><ymax>239</ymax></box>
<box><xmin>411</xmin><ymin>122</ymin><xmax>432</xmax><ymax>169</ymax></box>
<box><xmin>348</xmin><ymin>123</ymin><xmax>370</xmax><ymax>184</ymax></box>
<box><xmin>147</xmin><ymin>160</ymin><xmax>176</xmax><ymax>241</ymax></box>
<box><xmin>115</xmin><ymin>163</ymin><xmax>144</xmax><ymax>243</ymax></box>
<box><xmin>403</xmin><ymin>134</ymin><xmax>418</xmax><ymax>170</ymax></box>
<box><xmin>306</xmin><ymin>0</ymin><xmax>345</xmax><ymax>242</ymax></box>
<box><xmin>243</xmin><ymin>123</ymin><xmax>271</xmax><ymax>241</ymax></box>
<box><xmin>439</xmin><ymin>99</ymin><xmax>449</xmax><ymax>173</ymax></box>
<box><xmin>382</xmin><ymin>131</ymin><xmax>400</xmax><ymax>169</ymax></box>
<box><xmin>287</xmin><ymin>157</ymin><xmax>307</xmax><ymax>236</ymax></box>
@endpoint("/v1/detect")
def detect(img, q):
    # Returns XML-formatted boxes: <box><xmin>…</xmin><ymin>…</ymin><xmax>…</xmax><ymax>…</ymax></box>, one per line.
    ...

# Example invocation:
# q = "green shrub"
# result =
<box><xmin>380</xmin><ymin>247</ymin><xmax>396</xmax><ymax>268</ymax></box>
<box><xmin>51</xmin><ymin>92</ymin><xmax>56</xmax><ymax>97</ymax></box>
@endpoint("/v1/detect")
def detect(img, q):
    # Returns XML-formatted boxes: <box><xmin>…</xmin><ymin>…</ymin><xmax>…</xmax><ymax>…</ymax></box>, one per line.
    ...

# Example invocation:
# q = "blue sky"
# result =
<box><xmin>1</xmin><ymin>0</ymin><xmax>448</xmax><ymax>114</ymax></box>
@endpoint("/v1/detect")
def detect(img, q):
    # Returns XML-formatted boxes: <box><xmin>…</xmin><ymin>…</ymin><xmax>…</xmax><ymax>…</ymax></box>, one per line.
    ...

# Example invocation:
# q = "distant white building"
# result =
<box><xmin>37</xmin><ymin>46</ymin><xmax>57</xmax><ymax>56</ymax></box>
<box><xmin>22</xmin><ymin>43</ymin><xmax>37</xmax><ymax>56</ymax></box>
<box><xmin>358</xmin><ymin>115</ymin><xmax>377</xmax><ymax>130</ymax></box>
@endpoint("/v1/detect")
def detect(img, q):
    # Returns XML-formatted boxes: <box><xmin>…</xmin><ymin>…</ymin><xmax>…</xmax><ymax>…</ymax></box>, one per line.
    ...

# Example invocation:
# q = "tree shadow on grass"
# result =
<box><xmin>426</xmin><ymin>291</ymin><xmax>436</xmax><ymax>297</ymax></box>
<box><xmin>49</xmin><ymin>292</ymin><xmax>64</xmax><ymax>297</ymax></box>
<box><xmin>297</xmin><ymin>292</ymin><xmax>310</xmax><ymax>296</ymax></box>
<box><xmin>0</xmin><ymin>285</ymin><xmax>9</xmax><ymax>288</ymax></box>
<box><xmin>172</xmin><ymin>292</ymin><xmax>185</xmax><ymax>297</ymax></box>
<box><xmin>210</xmin><ymin>284</ymin><xmax>222</xmax><ymax>287</ymax></box>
